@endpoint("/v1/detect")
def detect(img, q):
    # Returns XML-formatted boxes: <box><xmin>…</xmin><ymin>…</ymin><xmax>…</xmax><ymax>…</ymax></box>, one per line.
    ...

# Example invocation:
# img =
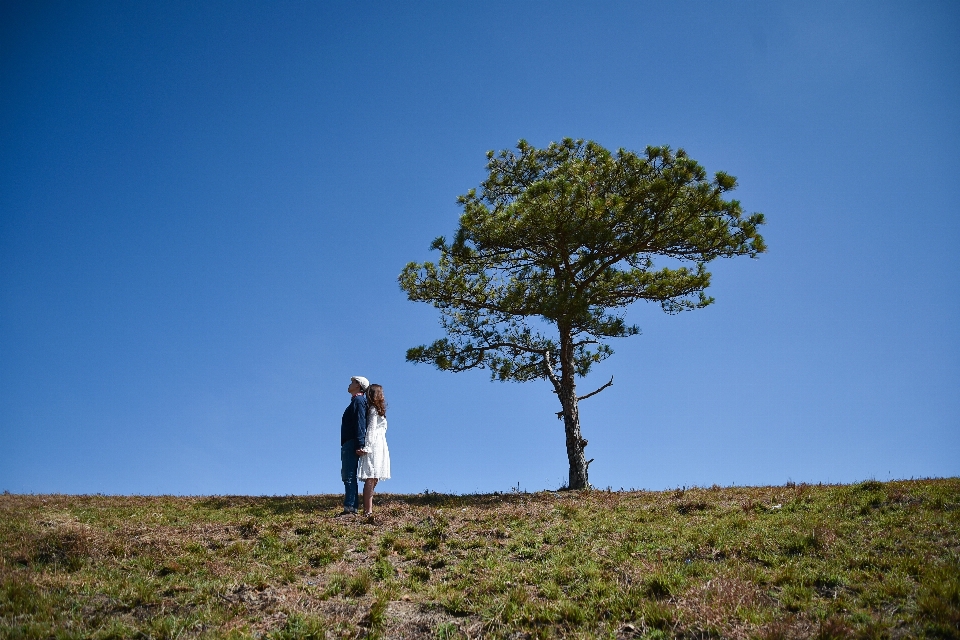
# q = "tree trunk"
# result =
<box><xmin>559</xmin><ymin>329</ymin><xmax>589</xmax><ymax>489</ymax></box>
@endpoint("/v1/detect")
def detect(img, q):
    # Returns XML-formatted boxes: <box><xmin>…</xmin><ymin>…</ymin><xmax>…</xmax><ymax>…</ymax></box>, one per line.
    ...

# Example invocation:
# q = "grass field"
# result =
<box><xmin>1</xmin><ymin>478</ymin><xmax>958</xmax><ymax>639</ymax></box>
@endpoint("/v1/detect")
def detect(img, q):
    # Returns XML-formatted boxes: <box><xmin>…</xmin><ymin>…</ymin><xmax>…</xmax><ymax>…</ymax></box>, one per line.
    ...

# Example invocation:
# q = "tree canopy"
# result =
<box><xmin>400</xmin><ymin>139</ymin><xmax>765</xmax><ymax>488</ymax></box>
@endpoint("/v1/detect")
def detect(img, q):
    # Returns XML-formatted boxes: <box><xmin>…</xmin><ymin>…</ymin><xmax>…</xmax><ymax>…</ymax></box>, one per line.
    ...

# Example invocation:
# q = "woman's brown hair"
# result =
<box><xmin>366</xmin><ymin>384</ymin><xmax>387</xmax><ymax>418</ymax></box>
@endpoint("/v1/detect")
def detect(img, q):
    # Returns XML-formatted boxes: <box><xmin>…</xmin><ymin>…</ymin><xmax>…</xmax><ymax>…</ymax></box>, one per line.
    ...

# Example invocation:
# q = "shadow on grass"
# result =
<box><xmin>195</xmin><ymin>491</ymin><xmax>556</xmax><ymax>515</ymax></box>
<box><xmin>196</xmin><ymin>495</ymin><xmax>342</xmax><ymax>515</ymax></box>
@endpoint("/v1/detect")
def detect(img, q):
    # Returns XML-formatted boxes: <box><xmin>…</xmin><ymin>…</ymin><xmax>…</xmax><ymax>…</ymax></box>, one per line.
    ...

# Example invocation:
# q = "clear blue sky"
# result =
<box><xmin>2</xmin><ymin>1</ymin><xmax>958</xmax><ymax>495</ymax></box>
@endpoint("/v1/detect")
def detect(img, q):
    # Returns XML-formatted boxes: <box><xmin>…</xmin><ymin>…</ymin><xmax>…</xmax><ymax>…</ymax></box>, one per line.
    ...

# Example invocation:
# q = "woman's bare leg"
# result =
<box><xmin>362</xmin><ymin>479</ymin><xmax>379</xmax><ymax>515</ymax></box>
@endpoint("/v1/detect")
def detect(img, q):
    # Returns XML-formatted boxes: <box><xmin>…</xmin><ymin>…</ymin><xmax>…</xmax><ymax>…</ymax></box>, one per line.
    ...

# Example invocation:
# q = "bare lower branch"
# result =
<box><xmin>555</xmin><ymin>374</ymin><xmax>614</xmax><ymax>420</ymax></box>
<box><xmin>577</xmin><ymin>375</ymin><xmax>614</xmax><ymax>402</ymax></box>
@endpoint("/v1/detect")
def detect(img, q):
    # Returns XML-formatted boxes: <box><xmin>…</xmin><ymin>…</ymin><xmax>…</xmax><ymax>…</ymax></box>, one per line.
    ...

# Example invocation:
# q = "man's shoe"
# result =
<box><xmin>335</xmin><ymin>509</ymin><xmax>356</xmax><ymax>518</ymax></box>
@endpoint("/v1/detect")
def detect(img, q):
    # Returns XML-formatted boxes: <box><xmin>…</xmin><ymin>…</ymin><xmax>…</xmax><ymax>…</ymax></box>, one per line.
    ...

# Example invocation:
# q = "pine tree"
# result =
<box><xmin>399</xmin><ymin>139</ymin><xmax>766</xmax><ymax>489</ymax></box>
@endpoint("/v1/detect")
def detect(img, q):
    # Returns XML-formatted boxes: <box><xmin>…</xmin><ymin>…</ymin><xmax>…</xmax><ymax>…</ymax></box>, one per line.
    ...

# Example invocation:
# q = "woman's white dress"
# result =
<box><xmin>358</xmin><ymin>406</ymin><xmax>390</xmax><ymax>480</ymax></box>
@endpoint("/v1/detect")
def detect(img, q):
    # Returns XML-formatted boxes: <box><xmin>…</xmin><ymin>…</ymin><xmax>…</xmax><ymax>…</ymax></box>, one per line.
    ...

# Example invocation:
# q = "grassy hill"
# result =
<box><xmin>1</xmin><ymin>479</ymin><xmax>958</xmax><ymax>639</ymax></box>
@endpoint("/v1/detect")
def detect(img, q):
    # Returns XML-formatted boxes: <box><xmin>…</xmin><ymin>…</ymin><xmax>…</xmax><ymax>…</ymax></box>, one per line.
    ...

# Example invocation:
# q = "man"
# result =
<box><xmin>338</xmin><ymin>375</ymin><xmax>369</xmax><ymax>516</ymax></box>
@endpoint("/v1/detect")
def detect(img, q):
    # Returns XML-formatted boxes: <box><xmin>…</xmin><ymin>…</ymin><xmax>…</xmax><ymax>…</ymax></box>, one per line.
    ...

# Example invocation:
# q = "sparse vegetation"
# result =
<box><xmin>1</xmin><ymin>479</ymin><xmax>958</xmax><ymax>638</ymax></box>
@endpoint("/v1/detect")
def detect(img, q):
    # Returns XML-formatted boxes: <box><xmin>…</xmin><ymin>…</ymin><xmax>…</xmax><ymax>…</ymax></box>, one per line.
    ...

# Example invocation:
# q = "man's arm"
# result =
<box><xmin>354</xmin><ymin>397</ymin><xmax>367</xmax><ymax>449</ymax></box>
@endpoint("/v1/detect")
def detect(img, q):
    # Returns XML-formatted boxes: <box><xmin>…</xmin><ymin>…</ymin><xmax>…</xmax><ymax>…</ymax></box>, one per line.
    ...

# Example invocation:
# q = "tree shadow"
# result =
<box><xmin>377</xmin><ymin>491</ymin><xmax>547</xmax><ymax>509</ymax></box>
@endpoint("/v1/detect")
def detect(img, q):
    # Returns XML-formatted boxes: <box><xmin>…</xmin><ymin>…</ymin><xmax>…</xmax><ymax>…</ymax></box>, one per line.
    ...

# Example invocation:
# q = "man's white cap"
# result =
<box><xmin>351</xmin><ymin>376</ymin><xmax>370</xmax><ymax>391</ymax></box>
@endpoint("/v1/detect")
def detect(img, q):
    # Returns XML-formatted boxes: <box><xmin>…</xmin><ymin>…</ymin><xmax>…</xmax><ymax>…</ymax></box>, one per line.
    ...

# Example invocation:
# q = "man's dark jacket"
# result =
<box><xmin>341</xmin><ymin>394</ymin><xmax>367</xmax><ymax>448</ymax></box>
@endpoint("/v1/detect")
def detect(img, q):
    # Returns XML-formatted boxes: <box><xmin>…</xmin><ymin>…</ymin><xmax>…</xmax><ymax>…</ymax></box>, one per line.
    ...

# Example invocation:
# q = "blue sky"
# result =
<box><xmin>1</xmin><ymin>1</ymin><xmax>958</xmax><ymax>495</ymax></box>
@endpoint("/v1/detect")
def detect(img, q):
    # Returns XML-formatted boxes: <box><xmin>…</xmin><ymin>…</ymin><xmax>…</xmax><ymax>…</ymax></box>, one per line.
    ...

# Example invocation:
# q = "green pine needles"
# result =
<box><xmin>400</xmin><ymin>139</ymin><xmax>766</xmax><ymax>489</ymax></box>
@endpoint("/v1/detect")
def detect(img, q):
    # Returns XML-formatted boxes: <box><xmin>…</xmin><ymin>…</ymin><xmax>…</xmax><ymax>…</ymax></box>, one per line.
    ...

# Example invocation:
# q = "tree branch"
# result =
<box><xmin>576</xmin><ymin>375</ymin><xmax>614</xmax><ymax>402</ymax></box>
<box><xmin>555</xmin><ymin>375</ymin><xmax>614</xmax><ymax>419</ymax></box>
<box><xmin>571</xmin><ymin>339</ymin><xmax>600</xmax><ymax>348</ymax></box>
<box><xmin>481</xmin><ymin>341</ymin><xmax>547</xmax><ymax>356</ymax></box>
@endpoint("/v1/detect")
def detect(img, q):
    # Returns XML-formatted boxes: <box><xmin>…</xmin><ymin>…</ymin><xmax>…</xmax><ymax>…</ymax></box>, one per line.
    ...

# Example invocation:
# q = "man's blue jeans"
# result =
<box><xmin>340</xmin><ymin>439</ymin><xmax>359</xmax><ymax>512</ymax></box>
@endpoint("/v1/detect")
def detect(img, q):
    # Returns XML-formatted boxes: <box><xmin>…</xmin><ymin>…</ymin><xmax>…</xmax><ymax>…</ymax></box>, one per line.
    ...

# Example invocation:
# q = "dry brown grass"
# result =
<box><xmin>1</xmin><ymin>479</ymin><xmax>958</xmax><ymax>639</ymax></box>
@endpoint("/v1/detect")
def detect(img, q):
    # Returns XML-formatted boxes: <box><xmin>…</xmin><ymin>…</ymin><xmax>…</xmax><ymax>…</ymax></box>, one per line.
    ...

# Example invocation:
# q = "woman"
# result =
<box><xmin>358</xmin><ymin>383</ymin><xmax>390</xmax><ymax>518</ymax></box>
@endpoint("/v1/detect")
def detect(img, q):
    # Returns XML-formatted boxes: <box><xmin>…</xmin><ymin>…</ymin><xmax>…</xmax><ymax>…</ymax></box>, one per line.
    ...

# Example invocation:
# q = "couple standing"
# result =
<box><xmin>339</xmin><ymin>375</ymin><xmax>390</xmax><ymax>518</ymax></box>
